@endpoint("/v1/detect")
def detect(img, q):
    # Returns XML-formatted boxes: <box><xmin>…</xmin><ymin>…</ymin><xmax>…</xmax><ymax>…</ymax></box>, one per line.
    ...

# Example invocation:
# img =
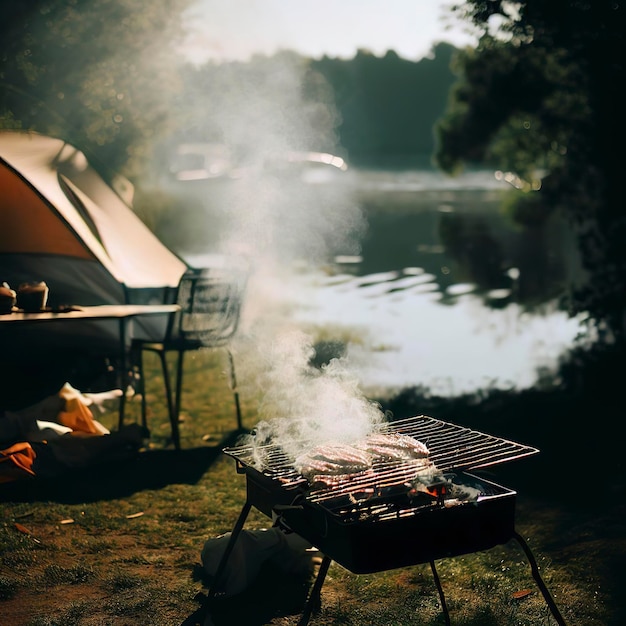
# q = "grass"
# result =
<box><xmin>1</xmin><ymin>342</ymin><xmax>625</xmax><ymax>625</ymax></box>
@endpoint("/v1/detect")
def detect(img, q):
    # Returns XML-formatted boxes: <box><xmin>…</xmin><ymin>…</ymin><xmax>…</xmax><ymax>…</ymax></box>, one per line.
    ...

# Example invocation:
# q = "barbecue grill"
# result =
<box><xmin>207</xmin><ymin>415</ymin><xmax>567</xmax><ymax>625</ymax></box>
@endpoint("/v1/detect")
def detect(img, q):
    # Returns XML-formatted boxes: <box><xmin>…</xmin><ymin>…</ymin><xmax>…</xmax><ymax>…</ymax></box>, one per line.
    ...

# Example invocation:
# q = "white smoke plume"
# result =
<box><xmin>183</xmin><ymin>53</ymin><xmax>365</xmax><ymax>267</ymax></box>
<box><xmin>241</xmin><ymin>329</ymin><xmax>386</xmax><ymax>460</ymax></box>
<box><xmin>176</xmin><ymin>54</ymin><xmax>384</xmax><ymax>446</ymax></box>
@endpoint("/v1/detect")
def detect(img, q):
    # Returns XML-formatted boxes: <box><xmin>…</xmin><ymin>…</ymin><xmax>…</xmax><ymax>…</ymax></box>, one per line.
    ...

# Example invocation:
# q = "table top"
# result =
<box><xmin>0</xmin><ymin>304</ymin><xmax>180</xmax><ymax>324</ymax></box>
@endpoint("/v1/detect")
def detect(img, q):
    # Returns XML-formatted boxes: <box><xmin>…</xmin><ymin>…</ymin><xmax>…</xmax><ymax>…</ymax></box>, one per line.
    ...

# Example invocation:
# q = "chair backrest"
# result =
<box><xmin>171</xmin><ymin>267</ymin><xmax>244</xmax><ymax>347</ymax></box>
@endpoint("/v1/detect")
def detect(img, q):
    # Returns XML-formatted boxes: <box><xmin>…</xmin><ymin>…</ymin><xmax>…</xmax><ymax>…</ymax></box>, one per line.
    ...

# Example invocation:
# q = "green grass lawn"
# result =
<box><xmin>1</xmin><ymin>347</ymin><xmax>623</xmax><ymax>625</ymax></box>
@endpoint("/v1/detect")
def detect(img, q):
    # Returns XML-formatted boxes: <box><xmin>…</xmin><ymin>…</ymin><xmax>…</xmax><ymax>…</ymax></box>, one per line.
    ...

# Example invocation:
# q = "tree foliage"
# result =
<box><xmin>168</xmin><ymin>44</ymin><xmax>460</xmax><ymax>170</ymax></box>
<box><xmin>313</xmin><ymin>44</ymin><xmax>460</xmax><ymax>165</ymax></box>
<box><xmin>436</xmin><ymin>0</ymin><xmax>626</xmax><ymax>339</ymax></box>
<box><xmin>0</xmin><ymin>0</ymin><xmax>191</xmax><ymax>179</ymax></box>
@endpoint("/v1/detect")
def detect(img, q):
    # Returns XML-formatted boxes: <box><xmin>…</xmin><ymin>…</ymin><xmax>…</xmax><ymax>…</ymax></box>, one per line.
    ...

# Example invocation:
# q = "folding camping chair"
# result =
<box><xmin>131</xmin><ymin>267</ymin><xmax>245</xmax><ymax>449</ymax></box>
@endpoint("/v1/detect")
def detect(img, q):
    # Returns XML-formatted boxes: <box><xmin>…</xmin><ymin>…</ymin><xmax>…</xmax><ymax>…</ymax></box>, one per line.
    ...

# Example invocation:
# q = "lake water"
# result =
<box><xmin>184</xmin><ymin>167</ymin><xmax>585</xmax><ymax>397</ymax></box>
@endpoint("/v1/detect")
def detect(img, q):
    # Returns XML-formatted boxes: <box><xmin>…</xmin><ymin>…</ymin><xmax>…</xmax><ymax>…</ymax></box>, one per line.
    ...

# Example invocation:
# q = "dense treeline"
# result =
<box><xmin>0</xmin><ymin>3</ymin><xmax>461</xmax><ymax>176</ymax></box>
<box><xmin>314</xmin><ymin>45</ymin><xmax>459</xmax><ymax>166</ymax></box>
<box><xmin>166</xmin><ymin>44</ymin><xmax>461</xmax><ymax>170</ymax></box>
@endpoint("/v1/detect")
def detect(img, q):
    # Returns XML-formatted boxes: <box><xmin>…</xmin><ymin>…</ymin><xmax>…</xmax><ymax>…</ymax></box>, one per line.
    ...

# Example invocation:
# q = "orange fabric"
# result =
<box><xmin>57</xmin><ymin>398</ymin><xmax>101</xmax><ymax>435</ymax></box>
<box><xmin>0</xmin><ymin>165</ymin><xmax>94</xmax><ymax>258</ymax></box>
<box><xmin>0</xmin><ymin>442</ymin><xmax>36</xmax><ymax>483</ymax></box>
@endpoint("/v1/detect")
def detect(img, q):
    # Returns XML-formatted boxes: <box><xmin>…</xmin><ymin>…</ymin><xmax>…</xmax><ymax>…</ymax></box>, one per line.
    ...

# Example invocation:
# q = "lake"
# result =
<box><xmin>182</xmin><ymin>166</ymin><xmax>586</xmax><ymax>397</ymax></box>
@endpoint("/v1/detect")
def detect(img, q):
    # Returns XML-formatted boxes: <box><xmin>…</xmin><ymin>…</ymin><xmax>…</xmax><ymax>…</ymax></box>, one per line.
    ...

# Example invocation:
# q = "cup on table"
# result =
<box><xmin>0</xmin><ymin>283</ymin><xmax>16</xmax><ymax>314</ymax></box>
<box><xmin>17</xmin><ymin>281</ymin><xmax>49</xmax><ymax>312</ymax></box>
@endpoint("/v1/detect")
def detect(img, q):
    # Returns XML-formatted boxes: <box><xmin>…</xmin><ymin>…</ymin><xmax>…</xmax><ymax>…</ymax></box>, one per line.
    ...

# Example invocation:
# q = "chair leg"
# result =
<box><xmin>226</xmin><ymin>349</ymin><xmax>243</xmax><ymax>430</ymax></box>
<box><xmin>137</xmin><ymin>348</ymin><xmax>148</xmax><ymax>431</ymax></box>
<box><xmin>175</xmin><ymin>350</ymin><xmax>185</xmax><ymax>423</ymax></box>
<box><xmin>117</xmin><ymin>357</ymin><xmax>127</xmax><ymax>432</ymax></box>
<box><xmin>170</xmin><ymin>349</ymin><xmax>185</xmax><ymax>449</ymax></box>
<box><xmin>159</xmin><ymin>350</ymin><xmax>180</xmax><ymax>450</ymax></box>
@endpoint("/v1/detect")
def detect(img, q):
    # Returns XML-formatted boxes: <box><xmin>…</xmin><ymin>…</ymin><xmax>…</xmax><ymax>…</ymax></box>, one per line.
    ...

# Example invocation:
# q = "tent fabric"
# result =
<box><xmin>0</xmin><ymin>164</ymin><xmax>94</xmax><ymax>258</ymax></box>
<box><xmin>0</xmin><ymin>131</ymin><xmax>192</xmax><ymax>406</ymax></box>
<box><xmin>0</xmin><ymin>131</ymin><xmax>188</xmax><ymax>299</ymax></box>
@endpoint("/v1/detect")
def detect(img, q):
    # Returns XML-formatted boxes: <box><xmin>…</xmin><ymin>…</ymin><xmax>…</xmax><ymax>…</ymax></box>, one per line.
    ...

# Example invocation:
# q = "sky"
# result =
<box><xmin>180</xmin><ymin>0</ymin><xmax>478</xmax><ymax>65</ymax></box>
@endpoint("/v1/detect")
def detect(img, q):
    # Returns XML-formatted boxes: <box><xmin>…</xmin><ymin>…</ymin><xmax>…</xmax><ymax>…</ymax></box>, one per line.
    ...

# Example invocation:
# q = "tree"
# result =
<box><xmin>435</xmin><ymin>0</ymin><xmax>626</xmax><ymax>340</ymax></box>
<box><xmin>313</xmin><ymin>44</ymin><xmax>460</xmax><ymax>166</ymax></box>
<box><xmin>0</xmin><ymin>0</ymin><xmax>191</xmax><ymax>180</ymax></box>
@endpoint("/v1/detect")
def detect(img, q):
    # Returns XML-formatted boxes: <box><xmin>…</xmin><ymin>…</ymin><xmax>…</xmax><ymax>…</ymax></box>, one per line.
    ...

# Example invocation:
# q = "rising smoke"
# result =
<box><xmin>177</xmin><ymin>54</ymin><xmax>386</xmax><ymax>445</ymax></box>
<box><xmin>243</xmin><ymin>329</ymin><xmax>386</xmax><ymax>459</ymax></box>
<box><xmin>202</xmin><ymin>54</ymin><xmax>363</xmax><ymax>265</ymax></box>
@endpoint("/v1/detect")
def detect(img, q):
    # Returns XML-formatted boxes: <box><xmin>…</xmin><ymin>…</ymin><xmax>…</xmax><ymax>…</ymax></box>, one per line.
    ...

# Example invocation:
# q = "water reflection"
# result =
<box><xmin>287</xmin><ymin>265</ymin><xmax>582</xmax><ymax>396</ymax></box>
<box><xmin>186</xmin><ymin>168</ymin><xmax>585</xmax><ymax>396</ymax></box>
<box><xmin>284</xmin><ymin>171</ymin><xmax>585</xmax><ymax>395</ymax></box>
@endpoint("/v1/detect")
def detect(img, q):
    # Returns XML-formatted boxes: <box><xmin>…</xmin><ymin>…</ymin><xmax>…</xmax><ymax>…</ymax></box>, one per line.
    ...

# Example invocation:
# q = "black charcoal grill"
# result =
<box><xmin>208</xmin><ymin>415</ymin><xmax>567</xmax><ymax>625</ymax></box>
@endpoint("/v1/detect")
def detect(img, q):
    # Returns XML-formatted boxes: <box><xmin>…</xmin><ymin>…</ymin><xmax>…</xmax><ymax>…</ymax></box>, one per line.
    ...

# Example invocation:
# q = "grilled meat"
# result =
<box><xmin>295</xmin><ymin>433</ymin><xmax>430</xmax><ymax>481</ymax></box>
<box><xmin>358</xmin><ymin>432</ymin><xmax>430</xmax><ymax>461</ymax></box>
<box><xmin>295</xmin><ymin>442</ymin><xmax>372</xmax><ymax>476</ymax></box>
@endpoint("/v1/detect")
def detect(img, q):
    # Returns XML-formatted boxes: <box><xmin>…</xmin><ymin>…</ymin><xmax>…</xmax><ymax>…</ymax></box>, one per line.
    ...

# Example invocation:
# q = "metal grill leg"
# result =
<box><xmin>206</xmin><ymin>500</ymin><xmax>252</xmax><ymax>601</ymax></box>
<box><xmin>430</xmin><ymin>560</ymin><xmax>451</xmax><ymax>626</ymax></box>
<box><xmin>298</xmin><ymin>555</ymin><xmax>332</xmax><ymax>626</ymax></box>
<box><xmin>512</xmin><ymin>531</ymin><xmax>567</xmax><ymax>625</ymax></box>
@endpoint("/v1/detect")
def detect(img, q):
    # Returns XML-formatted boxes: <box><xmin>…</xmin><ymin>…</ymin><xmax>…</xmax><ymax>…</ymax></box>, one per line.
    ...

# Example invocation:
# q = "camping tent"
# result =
<box><xmin>0</xmin><ymin>131</ymin><xmax>191</xmax><ymax>405</ymax></box>
<box><xmin>0</xmin><ymin>130</ymin><xmax>188</xmax><ymax>310</ymax></box>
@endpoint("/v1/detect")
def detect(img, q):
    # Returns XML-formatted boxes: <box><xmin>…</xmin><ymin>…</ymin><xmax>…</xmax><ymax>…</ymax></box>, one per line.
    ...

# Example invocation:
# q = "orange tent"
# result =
<box><xmin>0</xmin><ymin>130</ymin><xmax>188</xmax><ymax>308</ymax></box>
<box><xmin>0</xmin><ymin>132</ymin><xmax>194</xmax><ymax>406</ymax></box>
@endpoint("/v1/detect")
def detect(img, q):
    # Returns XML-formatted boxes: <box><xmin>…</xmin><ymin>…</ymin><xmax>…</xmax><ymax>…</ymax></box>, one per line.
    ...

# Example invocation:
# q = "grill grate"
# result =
<box><xmin>386</xmin><ymin>415</ymin><xmax>539</xmax><ymax>472</ymax></box>
<box><xmin>224</xmin><ymin>415</ymin><xmax>538</xmax><ymax>492</ymax></box>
